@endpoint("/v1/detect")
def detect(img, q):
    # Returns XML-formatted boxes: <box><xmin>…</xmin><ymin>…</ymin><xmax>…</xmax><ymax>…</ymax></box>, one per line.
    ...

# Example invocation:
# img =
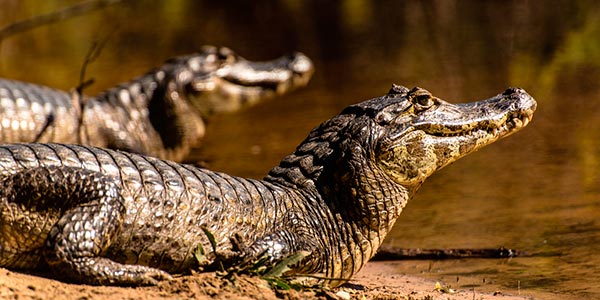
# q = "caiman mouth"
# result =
<box><xmin>187</xmin><ymin>50</ymin><xmax>314</xmax><ymax>115</ymax></box>
<box><xmin>417</xmin><ymin>88</ymin><xmax>536</xmax><ymax>141</ymax></box>
<box><xmin>218</xmin><ymin>52</ymin><xmax>314</xmax><ymax>93</ymax></box>
<box><xmin>425</xmin><ymin>110</ymin><xmax>533</xmax><ymax>138</ymax></box>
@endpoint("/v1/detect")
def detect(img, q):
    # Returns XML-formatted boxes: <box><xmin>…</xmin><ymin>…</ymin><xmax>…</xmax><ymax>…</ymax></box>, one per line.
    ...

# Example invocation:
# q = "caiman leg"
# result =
<box><xmin>0</xmin><ymin>166</ymin><xmax>170</xmax><ymax>285</ymax></box>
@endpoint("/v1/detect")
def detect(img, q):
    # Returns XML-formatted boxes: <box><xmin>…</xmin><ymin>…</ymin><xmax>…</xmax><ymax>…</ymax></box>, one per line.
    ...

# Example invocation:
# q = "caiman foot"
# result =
<box><xmin>226</xmin><ymin>230</ymin><xmax>315</xmax><ymax>275</ymax></box>
<box><xmin>49</xmin><ymin>257</ymin><xmax>172</xmax><ymax>286</ymax></box>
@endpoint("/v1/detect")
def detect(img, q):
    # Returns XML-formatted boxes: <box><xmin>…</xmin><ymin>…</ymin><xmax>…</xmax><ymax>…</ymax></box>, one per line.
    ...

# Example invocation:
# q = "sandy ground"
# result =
<box><xmin>0</xmin><ymin>261</ymin><xmax>543</xmax><ymax>300</ymax></box>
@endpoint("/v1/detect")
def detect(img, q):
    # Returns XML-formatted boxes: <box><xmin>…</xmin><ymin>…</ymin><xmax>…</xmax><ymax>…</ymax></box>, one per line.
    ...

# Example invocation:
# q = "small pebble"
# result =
<box><xmin>336</xmin><ymin>290</ymin><xmax>351</xmax><ymax>300</ymax></box>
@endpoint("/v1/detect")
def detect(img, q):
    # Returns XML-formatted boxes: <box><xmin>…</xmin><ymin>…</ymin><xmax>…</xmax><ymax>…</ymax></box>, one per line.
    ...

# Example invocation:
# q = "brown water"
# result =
<box><xmin>1</xmin><ymin>1</ymin><xmax>599</xmax><ymax>299</ymax></box>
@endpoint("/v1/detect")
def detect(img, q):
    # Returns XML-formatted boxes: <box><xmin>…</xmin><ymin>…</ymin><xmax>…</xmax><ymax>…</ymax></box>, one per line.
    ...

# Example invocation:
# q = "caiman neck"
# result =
<box><xmin>265</xmin><ymin>113</ymin><xmax>410</xmax><ymax>278</ymax></box>
<box><xmin>84</xmin><ymin>66</ymin><xmax>205</xmax><ymax>162</ymax></box>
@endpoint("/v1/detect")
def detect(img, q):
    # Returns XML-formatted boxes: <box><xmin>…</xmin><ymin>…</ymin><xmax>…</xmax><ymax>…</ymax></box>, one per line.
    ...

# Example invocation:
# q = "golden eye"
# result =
<box><xmin>415</xmin><ymin>94</ymin><xmax>434</xmax><ymax>108</ymax></box>
<box><xmin>408</xmin><ymin>87</ymin><xmax>435</xmax><ymax>110</ymax></box>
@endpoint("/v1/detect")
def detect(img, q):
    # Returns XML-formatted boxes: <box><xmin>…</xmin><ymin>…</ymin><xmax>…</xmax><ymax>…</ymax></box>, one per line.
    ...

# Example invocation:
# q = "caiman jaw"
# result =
<box><xmin>219</xmin><ymin>52</ymin><xmax>314</xmax><ymax>94</ymax></box>
<box><xmin>424</xmin><ymin>104</ymin><xmax>534</xmax><ymax>140</ymax></box>
<box><xmin>421</xmin><ymin>87</ymin><xmax>536</xmax><ymax>143</ymax></box>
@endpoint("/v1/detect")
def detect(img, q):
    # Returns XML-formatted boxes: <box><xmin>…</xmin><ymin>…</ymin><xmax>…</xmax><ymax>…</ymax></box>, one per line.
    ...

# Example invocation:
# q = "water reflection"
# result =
<box><xmin>1</xmin><ymin>1</ymin><xmax>599</xmax><ymax>298</ymax></box>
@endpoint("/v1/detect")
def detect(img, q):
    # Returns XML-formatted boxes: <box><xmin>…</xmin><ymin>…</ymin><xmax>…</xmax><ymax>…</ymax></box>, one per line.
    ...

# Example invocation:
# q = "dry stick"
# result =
<box><xmin>72</xmin><ymin>30</ymin><xmax>115</xmax><ymax>144</ymax></box>
<box><xmin>0</xmin><ymin>0</ymin><xmax>124</xmax><ymax>41</ymax></box>
<box><xmin>371</xmin><ymin>246</ymin><xmax>523</xmax><ymax>261</ymax></box>
<box><xmin>76</xmin><ymin>30</ymin><xmax>115</xmax><ymax>95</ymax></box>
<box><xmin>32</xmin><ymin>34</ymin><xmax>112</xmax><ymax>143</ymax></box>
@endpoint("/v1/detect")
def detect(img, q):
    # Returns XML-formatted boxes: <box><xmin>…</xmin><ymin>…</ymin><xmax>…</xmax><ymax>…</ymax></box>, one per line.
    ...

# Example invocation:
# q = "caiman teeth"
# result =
<box><xmin>507</xmin><ymin>112</ymin><xmax>532</xmax><ymax>131</ymax></box>
<box><xmin>428</xmin><ymin>111</ymin><xmax>532</xmax><ymax>138</ymax></box>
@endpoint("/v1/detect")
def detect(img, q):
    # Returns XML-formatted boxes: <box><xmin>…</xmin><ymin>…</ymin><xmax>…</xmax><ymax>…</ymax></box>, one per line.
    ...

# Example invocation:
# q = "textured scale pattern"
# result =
<box><xmin>0</xmin><ymin>143</ymin><xmax>289</xmax><ymax>285</ymax></box>
<box><xmin>0</xmin><ymin>46</ymin><xmax>313</xmax><ymax>162</ymax></box>
<box><xmin>0</xmin><ymin>78</ymin><xmax>79</xmax><ymax>144</ymax></box>
<box><xmin>0</xmin><ymin>86</ymin><xmax>536</xmax><ymax>286</ymax></box>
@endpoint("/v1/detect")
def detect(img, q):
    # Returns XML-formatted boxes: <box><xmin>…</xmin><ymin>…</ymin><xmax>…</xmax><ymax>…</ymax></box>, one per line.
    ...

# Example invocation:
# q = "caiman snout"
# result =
<box><xmin>220</xmin><ymin>51</ymin><xmax>314</xmax><ymax>89</ymax></box>
<box><xmin>188</xmin><ymin>48</ymin><xmax>314</xmax><ymax>115</ymax></box>
<box><xmin>287</xmin><ymin>52</ymin><xmax>315</xmax><ymax>84</ymax></box>
<box><xmin>497</xmin><ymin>87</ymin><xmax>537</xmax><ymax>134</ymax></box>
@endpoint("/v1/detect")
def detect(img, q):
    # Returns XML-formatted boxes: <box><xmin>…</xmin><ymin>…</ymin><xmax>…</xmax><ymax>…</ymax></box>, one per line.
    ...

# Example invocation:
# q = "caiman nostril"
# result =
<box><xmin>502</xmin><ymin>87</ymin><xmax>537</xmax><ymax>113</ymax></box>
<box><xmin>289</xmin><ymin>52</ymin><xmax>314</xmax><ymax>75</ymax></box>
<box><xmin>502</xmin><ymin>87</ymin><xmax>521</xmax><ymax>96</ymax></box>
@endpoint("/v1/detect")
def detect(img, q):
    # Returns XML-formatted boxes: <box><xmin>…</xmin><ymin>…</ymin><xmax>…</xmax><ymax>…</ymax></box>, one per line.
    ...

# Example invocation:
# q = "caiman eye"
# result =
<box><xmin>415</xmin><ymin>94</ymin><xmax>434</xmax><ymax>108</ymax></box>
<box><xmin>217</xmin><ymin>47</ymin><xmax>236</xmax><ymax>64</ymax></box>
<box><xmin>408</xmin><ymin>87</ymin><xmax>436</xmax><ymax>110</ymax></box>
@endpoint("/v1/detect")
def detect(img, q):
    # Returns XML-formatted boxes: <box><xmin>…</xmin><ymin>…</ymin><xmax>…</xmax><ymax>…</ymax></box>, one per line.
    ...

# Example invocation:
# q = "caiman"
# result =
<box><xmin>0</xmin><ymin>85</ymin><xmax>536</xmax><ymax>286</ymax></box>
<box><xmin>0</xmin><ymin>46</ymin><xmax>313</xmax><ymax>162</ymax></box>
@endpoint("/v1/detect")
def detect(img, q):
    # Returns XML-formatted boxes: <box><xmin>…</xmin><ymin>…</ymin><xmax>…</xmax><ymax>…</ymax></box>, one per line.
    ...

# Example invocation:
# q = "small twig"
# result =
<box><xmin>76</xmin><ymin>30</ymin><xmax>115</xmax><ymax>95</ymax></box>
<box><xmin>32</xmin><ymin>114</ymin><xmax>55</xmax><ymax>142</ymax></box>
<box><xmin>0</xmin><ymin>0</ymin><xmax>124</xmax><ymax>41</ymax></box>
<box><xmin>76</xmin><ymin>44</ymin><xmax>97</xmax><ymax>96</ymax></box>
<box><xmin>371</xmin><ymin>246</ymin><xmax>523</xmax><ymax>261</ymax></box>
<box><xmin>71</xmin><ymin>29</ymin><xmax>116</xmax><ymax>144</ymax></box>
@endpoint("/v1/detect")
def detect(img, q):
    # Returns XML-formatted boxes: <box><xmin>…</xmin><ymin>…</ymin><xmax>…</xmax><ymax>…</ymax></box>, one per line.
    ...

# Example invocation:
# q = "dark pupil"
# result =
<box><xmin>218</xmin><ymin>53</ymin><xmax>229</xmax><ymax>60</ymax></box>
<box><xmin>218</xmin><ymin>50</ymin><xmax>234</xmax><ymax>62</ymax></box>
<box><xmin>416</xmin><ymin>95</ymin><xmax>432</xmax><ymax>106</ymax></box>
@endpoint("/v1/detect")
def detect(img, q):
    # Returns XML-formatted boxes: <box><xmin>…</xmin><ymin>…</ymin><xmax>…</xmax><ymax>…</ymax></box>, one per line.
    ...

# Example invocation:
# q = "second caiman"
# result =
<box><xmin>0</xmin><ymin>85</ymin><xmax>536</xmax><ymax>286</ymax></box>
<box><xmin>0</xmin><ymin>46</ymin><xmax>313</xmax><ymax>162</ymax></box>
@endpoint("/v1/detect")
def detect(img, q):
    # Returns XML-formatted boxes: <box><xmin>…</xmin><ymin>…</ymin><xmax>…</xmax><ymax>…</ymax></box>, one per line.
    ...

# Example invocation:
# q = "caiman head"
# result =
<box><xmin>266</xmin><ymin>84</ymin><xmax>536</xmax><ymax>284</ymax></box>
<box><xmin>140</xmin><ymin>46</ymin><xmax>313</xmax><ymax>161</ymax></box>
<box><xmin>372</xmin><ymin>85</ymin><xmax>536</xmax><ymax>190</ymax></box>
<box><xmin>165</xmin><ymin>45</ymin><xmax>314</xmax><ymax>116</ymax></box>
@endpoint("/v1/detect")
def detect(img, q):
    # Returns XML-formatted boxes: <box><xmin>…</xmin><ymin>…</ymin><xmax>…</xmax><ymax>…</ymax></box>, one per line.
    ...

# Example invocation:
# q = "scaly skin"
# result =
<box><xmin>0</xmin><ymin>85</ymin><xmax>536</xmax><ymax>286</ymax></box>
<box><xmin>0</xmin><ymin>46</ymin><xmax>314</xmax><ymax>162</ymax></box>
